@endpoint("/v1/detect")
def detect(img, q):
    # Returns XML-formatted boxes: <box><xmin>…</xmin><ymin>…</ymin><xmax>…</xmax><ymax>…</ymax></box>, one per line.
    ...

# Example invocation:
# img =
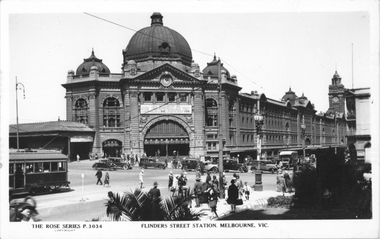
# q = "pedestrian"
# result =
<box><xmin>212</xmin><ymin>175</ymin><xmax>219</xmax><ymax>190</ymax></box>
<box><xmin>139</xmin><ymin>169</ymin><xmax>144</xmax><ymax>189</ymax></box>
<box><xmin>103</xmin><ymin>170</ymin><xmax>110</xmax><ymax>187</ymax></box>
<box><xmin>193</xmin><ymin>177</ymin><xmax>203</xmax><ymax>207</ymax></box>
<box><xmin>277</xmin><ymin>172</ymin><xmax>287</xmax><ymax>196</ymax></box>
<box><xmin>283</xmin><ymin>171</ymin><xmax>292</xmax><ymax>192</ymax></box>
<box><xmin>177</xmin><ymin>172</ymin><xmax>187</xmax><ymax>198</ymax></box>
<box><xmin>148</xmin><ymin>181</ymin><xmax>161</xmax><ymax>220</ymax></box>
<box><xmin>195</xmin><ymin>169</ymin><xmax>201</xmax><ymax>180</ymax></box>
<box><xmin>168</xmin><ymin>171</ymin><xmax>173</xmax><ymax>191</ymax></box>
<box><xmin>95</xmin><ymin>169</ymin><xmax>103</xmax><ymax>185</ymax></box>
<box><xmin>243</xmin><ymin>182</ymin><xmax>252</xmax><ymax>200</ymax></box>
<box><xmin>227</xmin><ymin>178</ymin><xmax>239</xmax><ymax>213</ymax></box>
<box><xmin>206</xmin><ymin>171</ymin><xmax>211</xmax><ymax>186</ymax></box>
<box><xmin>148</xmin><ymin>181</ymin><xmax>161</xmax><ymax>200</ymax></box>
<box><xmin>207</xmin><ymin>183</ymin><xmax>219</xmax><ymax>218</ymax></box>
<box><xmin>77</xmin><ymin>154</ymin><xmax>80</xmax><ymax>162</ymax></box>
<box><xmin>221</xmin><ymin>172</ymin><xmax>227</xmax><ymax>198</ymax></box>
<box><xmin>20</xmin><ymin>209</ymin><xmax>34</xmax><ymax>222</ymax></box>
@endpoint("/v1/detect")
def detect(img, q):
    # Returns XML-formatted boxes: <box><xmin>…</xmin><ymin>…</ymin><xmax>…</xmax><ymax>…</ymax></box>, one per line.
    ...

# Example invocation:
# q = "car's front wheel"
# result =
<box><xmin>159</xmin><ymin>165</ymin><xmax>165</xmax><ymax>170</ymax></box>
<box><xmin>183</xmin><ymin>166</ymin><xmax>188</xmax><ymax>171</ymax></box>
<box><xmin>123</xmin><ymin>165</ymin><xmax>128</xmax><ymax>170</ymax></box>
<box><xmin>270</xmin><ymin>168</ymin><xmax>276</xmax><ymax>174</ymax></box>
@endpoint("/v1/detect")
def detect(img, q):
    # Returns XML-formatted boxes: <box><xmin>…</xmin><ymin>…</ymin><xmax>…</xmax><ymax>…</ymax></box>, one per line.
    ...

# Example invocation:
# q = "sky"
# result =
<box><xmin>1</xmin><ymin>0</ymin><xmax>378</xmax><ymax>126</ymax></box>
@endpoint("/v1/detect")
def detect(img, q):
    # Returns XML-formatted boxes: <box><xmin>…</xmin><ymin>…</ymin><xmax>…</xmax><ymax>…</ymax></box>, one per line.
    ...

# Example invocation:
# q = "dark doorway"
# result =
<box><xmin>102</xmin><ymin>139</ymin><xmax>122</xmax><ymax>157</ymax></box>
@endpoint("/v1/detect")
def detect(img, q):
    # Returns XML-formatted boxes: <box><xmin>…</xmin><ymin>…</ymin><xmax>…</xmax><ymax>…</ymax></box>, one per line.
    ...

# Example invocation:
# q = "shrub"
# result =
<box><xmin>267</xmin><ymin>196</ymin><xmax>293</xmax><ymax>208</ymax></box>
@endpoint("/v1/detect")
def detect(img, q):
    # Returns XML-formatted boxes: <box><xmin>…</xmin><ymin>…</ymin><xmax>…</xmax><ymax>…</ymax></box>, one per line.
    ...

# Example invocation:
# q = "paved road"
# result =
<box><xmin>27</xmin><ymin>160</ymin><xmax>278</xmax><ymax>221</ymax></box>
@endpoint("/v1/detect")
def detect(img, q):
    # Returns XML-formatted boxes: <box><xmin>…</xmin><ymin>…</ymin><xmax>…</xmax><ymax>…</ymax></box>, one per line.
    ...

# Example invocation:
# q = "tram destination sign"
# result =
<box><xmin>141</xmin><ymin>104</ymin><xmax>192</xmax><ymax>114</ymax></box>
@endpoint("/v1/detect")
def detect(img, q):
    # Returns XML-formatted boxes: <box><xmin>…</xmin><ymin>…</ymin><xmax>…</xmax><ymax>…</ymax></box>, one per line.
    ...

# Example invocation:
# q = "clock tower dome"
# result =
<box><xmin>327</xmin><ymin>71</ymin><xmax>346</xmax><ymax>115</ymax></box>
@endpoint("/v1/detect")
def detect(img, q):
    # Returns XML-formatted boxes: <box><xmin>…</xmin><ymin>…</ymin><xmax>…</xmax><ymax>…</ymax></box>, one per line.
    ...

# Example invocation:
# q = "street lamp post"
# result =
<box><xmin>15</xmin><ymin>77</ymin><xmax>25</xmax><ymax>152</ymax></box>
<box><xmin>300</xmin><ymin>115</ymin><xmax>306</xmax><ymax>159</ymax></box>
<box><xmin>253</xmin><ymin>111</ymin><xmax>264</xmax><ymax>191</ymax></box>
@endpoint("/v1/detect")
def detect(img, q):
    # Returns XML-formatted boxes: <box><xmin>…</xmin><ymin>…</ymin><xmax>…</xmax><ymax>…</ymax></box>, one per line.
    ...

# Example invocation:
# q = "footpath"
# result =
<box><xmin>194</xmin><ymin>191</ymin><xmax>284</xmax><ymax>221</ymax></box>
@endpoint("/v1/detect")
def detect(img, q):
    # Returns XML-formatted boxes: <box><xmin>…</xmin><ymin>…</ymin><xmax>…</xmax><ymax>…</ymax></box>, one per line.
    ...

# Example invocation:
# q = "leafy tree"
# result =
<box><xmin>98</xmin><ymin>189</ymin><xmax>200</xmax><ymax>221</ymax></box>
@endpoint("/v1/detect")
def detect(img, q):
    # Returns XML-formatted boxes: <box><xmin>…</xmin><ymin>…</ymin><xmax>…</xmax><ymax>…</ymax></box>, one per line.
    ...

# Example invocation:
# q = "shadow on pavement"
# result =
<box><xmin>218</xmin><ymin>207</ymin><xmax>362</xmax><ymax>220</ymax></box>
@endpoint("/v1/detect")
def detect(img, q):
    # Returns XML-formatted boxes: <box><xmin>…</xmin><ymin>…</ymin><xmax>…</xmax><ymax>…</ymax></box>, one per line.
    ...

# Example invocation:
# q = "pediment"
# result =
<box><xmin>129</xmin><ymin>63</ymin><xmax>205</xmax><ymax>85</ymax></box>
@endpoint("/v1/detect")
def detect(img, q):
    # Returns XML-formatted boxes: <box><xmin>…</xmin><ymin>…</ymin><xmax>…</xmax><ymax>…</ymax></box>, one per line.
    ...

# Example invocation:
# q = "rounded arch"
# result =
<box><xmin>141</xmin><ymin>115</ymin><xmax>192</xmax><ymax>137</ymax></box>
<box><xmin>101</xmin><ymin>95</ymin><xmax>123</xmax><ymax>107</ymax></box>
<box><xmin>141</xmin><ymin>116</ymin><xmax>193</xmax><ymax>157</ymax></box>
<box><xmin>74</xmin><ymin>97</ymin><xmax>88</xmax><ymax>108</ymax></box>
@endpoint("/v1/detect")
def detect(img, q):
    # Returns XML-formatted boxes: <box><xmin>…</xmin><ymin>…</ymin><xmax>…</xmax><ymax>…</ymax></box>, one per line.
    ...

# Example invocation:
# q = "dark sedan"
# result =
<box><xmin>108</xmin><ymin>157</ymin><xmax>132</xmax><ymax>170</ymax></box>
<box><xmin>223</xmin><ymin>159</ymin><xmax>248</xmax><ymax>173</ymax></box>
<box><xmin>139</xmin><ymin>157</ymin><xmax>166</xmax><ymax>169</ymax></box>
<box><xmin>92</xmin><ymin>159</ymin><xmax>117</xmax><ymax>170</ymax></box>
<box><xmin>181</xmin><ymin>159</ymin><xmax>200</xmax><ymax>171</ymax></box>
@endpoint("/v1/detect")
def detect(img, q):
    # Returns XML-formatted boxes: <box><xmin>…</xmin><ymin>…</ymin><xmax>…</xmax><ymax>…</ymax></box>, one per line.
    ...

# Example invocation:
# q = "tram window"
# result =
<box><xmin>9</xmin><ymin>164</ymin><xmax>14</xmax><ymax>174</ymax></box>
<box><xmin>35</xmin><ymin>162</ymin><xmax>43</xmax><ymax>172</ymax></box>
<box><xmin>43</xmin><ymin>162</ymin><xmax>50</xmax><ymax>172</ymax></box>
<box><xmin>51</xmin><ymin>162</ymin><xmax>58</xmax><ymax>172</ymax></box>
<box><xmin>58</xmin><ymin>162</ymin><xmax>66</xmax><ymax>171</ymax></box>
<box><xmin>26</xmin><ymin>163</ymin><xmax>34</xmax><ymax>173</ymax></box>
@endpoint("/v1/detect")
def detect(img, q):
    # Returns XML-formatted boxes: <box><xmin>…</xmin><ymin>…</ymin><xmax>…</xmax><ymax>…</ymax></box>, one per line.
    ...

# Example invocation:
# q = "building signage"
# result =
<box><xmin>71</xmin><ymin>136</ymin><xmax>93</xmax><ymax>142</ymax></box>
<box><xmin>141</xmin><ymin>104</ymin><xmax>192</xmax><ymax>114</ymax></box>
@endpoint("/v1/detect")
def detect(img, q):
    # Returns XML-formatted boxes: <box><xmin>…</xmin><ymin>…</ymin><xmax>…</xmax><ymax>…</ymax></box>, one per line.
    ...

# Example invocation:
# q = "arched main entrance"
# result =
<box><xmin>144</xmin><ymin>120</ymin><xmax>189</xmax><ymax>157</ymax></box>
<box><xmin>102</xmin><ymin>139</ymin><xmax>122</xmax><ymax>157</ymax></box>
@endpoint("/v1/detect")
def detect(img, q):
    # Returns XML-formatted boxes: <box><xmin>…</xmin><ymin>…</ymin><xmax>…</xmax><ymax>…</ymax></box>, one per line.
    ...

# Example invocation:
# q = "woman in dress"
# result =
<box><xmin>227</xmin><ymin>179</ymin><xmax>239</xmax><ymax>213</ymax></box>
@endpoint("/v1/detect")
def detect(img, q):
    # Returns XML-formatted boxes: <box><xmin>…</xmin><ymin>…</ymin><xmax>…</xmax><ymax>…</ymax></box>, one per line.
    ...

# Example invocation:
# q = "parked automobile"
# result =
<box><xmin>139</xmin><ymin>157</ymin><xmax>166</xmax><ymax>169</ymax></box>
<box><xmin>250</xmin><ymin>160</ymin><xmax>277</xmax><ymax>174</ymax></box>
<box><xmin>92</xmin><ymin>159</ymin><xmax>117</xmax><ymax>170</ymax></box>
<box><xmin>108</xmin><ymin>157</ymin><xmax>132</xmax><ymax>170</ymax></box>
<box><xmin>181</xmin><ymin>159</ymin><xmax>199</xmax><ymax>171</ymax></box>
<box><xmin>204</xmin><ymin>160</ymin><xmax>219</xmax><ymax>173</ymax></box>
<box><xmin>223</xmin><ymin>159</ymin><xmax>248</xmax><ymax>173</ymax></box>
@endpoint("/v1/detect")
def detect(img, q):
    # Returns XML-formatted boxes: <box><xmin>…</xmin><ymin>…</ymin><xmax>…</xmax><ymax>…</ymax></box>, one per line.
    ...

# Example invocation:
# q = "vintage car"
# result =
<box><xmin>181</xmin><ymin>159</ymin><xmax>199</xmax><ymax>171</ymax></box>
<box><xmin>250</xmin><ymin>160</ymin><xmax>278</xmax><ymax>174</ymax></box>
<box><xmin>223</xmin><ymin>159</ymin><xmax>248</xmax><ymax>173</ymax></box>
<box><xmin>139</xmin><ymin>157</ymin><xmax>166</xmax><ymax>169</ymax></box>
<box><xmin>108</xmin><ymin>157</ymin><xmax>132</xmax><ymax>170</ymax></box>
<box><xmin>204</xmin><ymin>160</ymin><xmax>219</xmax><ymax>173</ymax></box>
<box><xmin>92</xmin><ymin>159</ymin><xmax>117</xmax><ymax>170</ymax></box>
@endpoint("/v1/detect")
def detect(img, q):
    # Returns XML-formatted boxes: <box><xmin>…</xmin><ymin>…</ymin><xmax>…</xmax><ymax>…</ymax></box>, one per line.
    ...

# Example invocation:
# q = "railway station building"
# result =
<box><xmin>59</xmin><ymin>12</ymin><xmax>353</xmax><ymax>162</ymax></box>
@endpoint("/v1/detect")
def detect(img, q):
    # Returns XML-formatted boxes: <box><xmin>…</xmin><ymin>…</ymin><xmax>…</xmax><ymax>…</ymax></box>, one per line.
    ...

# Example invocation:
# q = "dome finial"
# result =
<box><xmin>213</xmin><ymin>53</ymin><xmax>216</xmax><ymax>61</ymax></box>
<box><xmin>151</xmin><ymin>12</ymin><xmax>163</xmax><ymax>26</ymax></box>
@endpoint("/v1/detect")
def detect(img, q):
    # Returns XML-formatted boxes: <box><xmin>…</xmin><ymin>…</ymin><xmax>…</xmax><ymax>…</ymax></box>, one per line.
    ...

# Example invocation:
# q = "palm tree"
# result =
<box><xmin>100</xmin><ymin>189</ymin><xmax>200</xmax><ymax>221</ymax></box>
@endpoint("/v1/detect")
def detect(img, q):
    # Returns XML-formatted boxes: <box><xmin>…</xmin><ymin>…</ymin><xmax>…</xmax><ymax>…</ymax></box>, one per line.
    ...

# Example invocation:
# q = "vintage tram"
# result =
<box><xmin>9</xmin><ymin>149</ymin><xmax>70</xmax><ymax>196</ymax></box>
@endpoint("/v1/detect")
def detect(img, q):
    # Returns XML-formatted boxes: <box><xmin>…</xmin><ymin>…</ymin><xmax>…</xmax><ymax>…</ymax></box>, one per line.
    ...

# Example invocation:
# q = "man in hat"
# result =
<box><xmin>193</xmin><ymin>177</ymin><xmax>203</xmax><ymax>207</ymax></box>
<box><xmin>20</xmin><ymin>209</ymin><xmax>35</xmax><ymax>222</ymax></box>
<box><xmin>95</xmin><ymin>169</ymin><xmax>103</xmax><ymax>185</ymax></box>
<box><xmin>168</xmin><ymin>171</ymin><xmax>173</xmax><ymax>191</ymax></box>
<box><xmin>148</xmin><ymin>181</ymin><xmax>161</xmax><ymax>201</ymax></box>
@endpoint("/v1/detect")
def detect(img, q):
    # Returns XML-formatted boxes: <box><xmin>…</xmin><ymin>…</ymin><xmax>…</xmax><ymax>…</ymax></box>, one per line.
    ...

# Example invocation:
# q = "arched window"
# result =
<box><xmin>205</xmin><ymin>98</ymin><xmax>218</xmax><ymax>126</ymax></box>
<box><xmin>103</xmin><ymin>97</ymin><xmax>121</xmax><ymax>127</ymax></box>
<box><xmin>74</xmin><ymin>98</ymin><xmax>88</xmax><ymax>124</ymax></box>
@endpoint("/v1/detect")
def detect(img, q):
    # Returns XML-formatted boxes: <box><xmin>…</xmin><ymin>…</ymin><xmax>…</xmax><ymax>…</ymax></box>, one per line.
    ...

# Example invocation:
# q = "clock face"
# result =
<box><xmin>161</xmin><ymin>76</ymin><xmax>172</xmax><ymax>87</ymax></box>
<box><xmin>332</xmin><ymin>97</ymin><xmax>339</xmax><ymax>103</ymax></box>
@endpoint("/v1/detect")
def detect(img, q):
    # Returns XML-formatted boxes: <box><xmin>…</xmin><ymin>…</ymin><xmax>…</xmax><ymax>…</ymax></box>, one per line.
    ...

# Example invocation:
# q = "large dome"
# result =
<box><xmin>76</xmin><ymin>50</ymin><xmax>110</xmax><ymax>76</ymax></box>
<box><xmin>123</xmin><ymin>12</ymin><xmax>192</xmax><ymax>67</ymax></box>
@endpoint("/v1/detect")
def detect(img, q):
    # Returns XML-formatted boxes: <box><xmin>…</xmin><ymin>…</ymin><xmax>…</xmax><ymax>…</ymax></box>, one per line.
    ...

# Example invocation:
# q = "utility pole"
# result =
<box><xmin>217</xmin><ymin>58</ymin><xmax>224</xmax><ymax>198</ymax></box>
<box><xmin>16</xmin><ymin>77</ymin><xmax>25</xmax><ymax>152</ymax></box>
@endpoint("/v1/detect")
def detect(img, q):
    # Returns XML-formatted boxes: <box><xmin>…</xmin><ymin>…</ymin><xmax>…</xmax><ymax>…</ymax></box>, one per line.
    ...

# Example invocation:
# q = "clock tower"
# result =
<box><xmin>327</xmin><ymin>71</ymin><xmax>346</xmax><ymax>115</ymax></box>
